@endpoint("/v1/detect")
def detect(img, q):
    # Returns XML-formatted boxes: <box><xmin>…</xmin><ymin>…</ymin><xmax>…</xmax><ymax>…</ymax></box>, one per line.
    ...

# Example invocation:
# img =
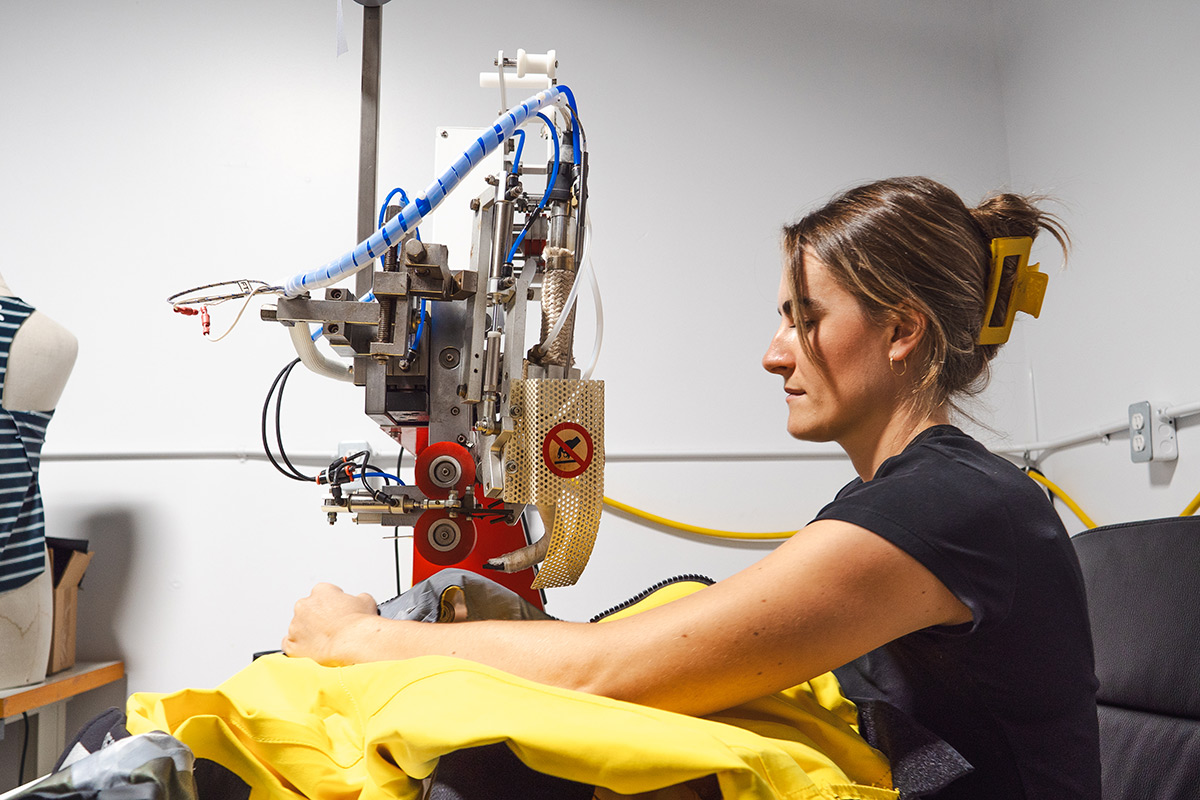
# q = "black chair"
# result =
<box><xmin>1072</xmin><ymin>516</ymin><xmax>1200</xmax><ymax>799</ymax></box>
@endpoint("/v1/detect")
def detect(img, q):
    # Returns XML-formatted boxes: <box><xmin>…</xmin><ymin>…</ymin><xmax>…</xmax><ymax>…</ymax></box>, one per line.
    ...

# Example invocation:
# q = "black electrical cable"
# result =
<box><xmin>19</xmin><ymin>711</ymin><xmax>29</xmax><ymax>785</ymax></box>
<box><xmin>261</xmin><ymin>359</ymin><xmax>307</xmax><ymax>481</ymax></box>
<box><xmin>261</xmin><ymin>358</ymin><xmax>314</xmax><ymax>482</ymax></box>
<box><xmin>274</xmin><ymin>360</ymin><xmax>315</xmax><ymax>481</ymax></box>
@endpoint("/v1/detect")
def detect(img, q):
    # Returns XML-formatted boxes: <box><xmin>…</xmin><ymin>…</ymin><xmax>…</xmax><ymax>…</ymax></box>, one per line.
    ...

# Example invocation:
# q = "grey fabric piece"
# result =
<box><xmin>850</xmin><ymin>698</ymin><xmax>973</xmax><ymax>800</ymax></box>
<box><xmin>377</xmin><ymin>568</ymin><xmax>553</xmax><ymax>623</ymax></box>
<box><xmin>13</xmin><ymin>733</ymin><xmax>197</xmax><ymax>800</ymax></box>
<box><xmin>54</xmin><ymin>708</ymin><xmax>131</xmax><ymax>773</ymax></box>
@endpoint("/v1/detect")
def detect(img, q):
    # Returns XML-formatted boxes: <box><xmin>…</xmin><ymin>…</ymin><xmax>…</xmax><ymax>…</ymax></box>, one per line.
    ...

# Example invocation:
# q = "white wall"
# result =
<box><xmin>14</xmin><ymin>0</ymin><xmax>1180</xmax><ymax>785</ymax></box>
<box><xmin>992</xmin><ymin>0</ymin><xmax>1200</xmax><ymax>530</ymax></box>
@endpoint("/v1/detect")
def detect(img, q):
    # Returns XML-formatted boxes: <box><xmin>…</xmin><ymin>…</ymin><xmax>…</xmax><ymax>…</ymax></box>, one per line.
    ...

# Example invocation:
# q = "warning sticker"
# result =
<box><xmin>542</xmin><ymin>422</ymin><xmax>595</xmax><ymax>479</ymax></box>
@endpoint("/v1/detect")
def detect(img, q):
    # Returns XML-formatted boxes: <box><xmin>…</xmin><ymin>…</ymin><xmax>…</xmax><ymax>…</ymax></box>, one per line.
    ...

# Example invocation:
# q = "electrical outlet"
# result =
<box><xmin>1128</xmin><ymin>402</ymin><xmax>1178</xmax><ymax>463</ymax></box>
<box><xmin>1129</xmin><ymin>401</ymin><xmax>1151</xmax><ymax>462</ymax></box>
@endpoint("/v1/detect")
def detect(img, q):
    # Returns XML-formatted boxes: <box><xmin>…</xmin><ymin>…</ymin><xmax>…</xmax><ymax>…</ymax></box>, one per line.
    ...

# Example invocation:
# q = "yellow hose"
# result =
<box><xmin>605</xmin><ymin>471</ymin><xmax>1103</xmax><ymax>540</ymax></box>
<box><xmin>1182</xmin><ymin>490</ymin><xmax>1200</xmax><ymax>518</ymax></box>
<box><xmin>1026</xmin><ymin>471</ymin><xmax>1097</xmax><ymax>529</ymax></box>
<box><xmin>602</xmin><ymin>496</ymin><xmax>796</xmax><ymax>540</ymax></box>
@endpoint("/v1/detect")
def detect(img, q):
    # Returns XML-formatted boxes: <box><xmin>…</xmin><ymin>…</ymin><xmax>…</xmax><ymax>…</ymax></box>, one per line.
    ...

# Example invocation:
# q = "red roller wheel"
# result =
<box><xmin>414</xmin><ymin>510</ymin><xmax>477</xmax><ymax>567</ymax></box>
<box><xmin>415</xmin><ymin>441</ymin><xmax>476</xmax><ymax>500</ymax></box>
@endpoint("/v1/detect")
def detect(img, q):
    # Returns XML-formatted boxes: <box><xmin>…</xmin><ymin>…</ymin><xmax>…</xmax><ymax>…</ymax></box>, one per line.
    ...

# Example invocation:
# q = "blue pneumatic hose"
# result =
<box><xmin>506</xmin><ymin>112</ymin><xmax>561</xmax><ymax>264</ymax></box>
<box><xmin>511</xmin><ymin>130</ymin><xmax>526</xmax><ymax>175</ymax></box>
<box><xmin>284</xmin><ymin>85</ymin><xmax>572</xmax><ymax>297</ymax></box>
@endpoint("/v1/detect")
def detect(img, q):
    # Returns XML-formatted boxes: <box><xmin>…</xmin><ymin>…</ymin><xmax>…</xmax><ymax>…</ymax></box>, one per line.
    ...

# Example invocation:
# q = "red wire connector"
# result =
<box><xmin>200</xmin><ymin>306</ymin><xmax>211</xmax><ymax>336</ymax></box>
<box><xmin>172</xmin><ymin>306</ymin><xmax>199</xmax><ymax>316</ymax></box>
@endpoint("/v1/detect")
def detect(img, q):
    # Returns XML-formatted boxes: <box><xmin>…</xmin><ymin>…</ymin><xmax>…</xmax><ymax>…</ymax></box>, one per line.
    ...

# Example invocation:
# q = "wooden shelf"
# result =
<box><xmin>0</xmin><ymin>661</ymin><xmax>124</xmax><ymax>719</ymax></box>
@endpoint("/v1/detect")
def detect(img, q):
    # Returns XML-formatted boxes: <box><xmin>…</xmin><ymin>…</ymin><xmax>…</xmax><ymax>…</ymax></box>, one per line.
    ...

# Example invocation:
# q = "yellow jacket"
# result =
<box><xmin>128</xmin><ymin>653</ymin><xmax>896</xmax><ymax>800</ymax></box>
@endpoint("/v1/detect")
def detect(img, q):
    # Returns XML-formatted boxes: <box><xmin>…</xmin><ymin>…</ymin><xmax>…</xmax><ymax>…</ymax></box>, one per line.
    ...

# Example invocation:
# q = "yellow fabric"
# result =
<box><xmin>128</xmin><ymin>580</ymin><xmax>893</xmax><ymax>799</ymax></box>
<box><xmin>594</xmin><ymin>579</ymin><xmax>716</xmax><ymax>622</ymax></box>
<box><xmin>128</xmin><ymin>655</ymin><xmax>895</xmax><ymax>800</ymax></box>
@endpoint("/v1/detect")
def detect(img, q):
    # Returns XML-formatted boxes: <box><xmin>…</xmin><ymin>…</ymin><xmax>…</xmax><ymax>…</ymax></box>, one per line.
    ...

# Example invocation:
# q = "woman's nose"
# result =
<box><xmin>762</xmin><ymin>328</ymin><xmax>792</xmax><ymax>376</ymax></box>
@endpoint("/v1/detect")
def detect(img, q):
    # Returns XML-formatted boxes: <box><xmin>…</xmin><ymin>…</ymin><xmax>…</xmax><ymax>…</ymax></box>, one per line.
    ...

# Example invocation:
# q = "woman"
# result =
<box><xmin>284</xmin><ymin>177</ymin><xmax>1100</xmax><ymax>799</ymax></box>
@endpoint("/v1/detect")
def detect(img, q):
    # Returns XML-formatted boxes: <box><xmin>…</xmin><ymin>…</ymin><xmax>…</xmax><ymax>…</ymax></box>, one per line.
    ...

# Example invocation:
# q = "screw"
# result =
<box><xmin>505</xmin><ymin>461</ymin><xmax>518</xmax><ymax>474</ymax></box>
<box><xmin>440</xmin><ymin>129</ymin><xmax>449</xmax><ymax>138</ymax></box>
<box><xmin>450</xmin><ymin>406</ymin><xmax>461</xmax><ymax>416</ymax></box>
<box><xmin>330</xmin><ymin>289</ymin><xmax>343</xmax><ymax>299</ymax></box>
<box><xmin>469</xmin><ymin>198</ymin><xmax>480</xmax><ymax>211</ymax></box>
<box><xmin>404</xmin><ymin>238</ymin><xmax>427</xmax><ymax>262</ymax></box>
<box><xmin>440</xmin><ymin>347</ymin><xmax>461</xmax><ymax>368</ymax></box>
<box><xmin>457</xmin><ymin>434</ymin><xmax>468</xmax><ymax>444</ymax></box>
<box><xmin>484</xmin><ymin>174</ymin><xmax>499</xmax><ymax>186</ymax></box>
<box><xmin>327</xmin><ymin>512</ymin><xmax>338</xmax><ymax>525</ymax></box>
<box><xmin>328</xmin><ymin>323</ymin><xmax>340</xmax><ymax>334</ymax></box>
<box><xmin>510</xmin><ymin>405</ymin><xmax>522</xmax><ymax>417</ymax></box>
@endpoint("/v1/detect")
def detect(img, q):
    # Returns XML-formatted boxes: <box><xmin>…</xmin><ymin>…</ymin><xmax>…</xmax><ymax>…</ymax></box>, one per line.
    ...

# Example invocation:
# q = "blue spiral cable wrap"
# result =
<box><xmin>284</xmin><ymin>86</ymin><xmax>571</xmax><ymax>297</ymax></box>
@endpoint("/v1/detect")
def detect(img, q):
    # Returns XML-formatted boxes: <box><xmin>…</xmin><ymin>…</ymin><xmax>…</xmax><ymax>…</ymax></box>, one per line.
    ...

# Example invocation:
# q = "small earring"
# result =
<box><xmin>889</xmin><ymin>356</ymin><xmax>907</xmax><ymax>376</ymax></box>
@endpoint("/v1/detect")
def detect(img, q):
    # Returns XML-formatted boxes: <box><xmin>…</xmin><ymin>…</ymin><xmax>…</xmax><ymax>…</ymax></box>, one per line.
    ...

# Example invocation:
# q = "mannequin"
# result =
<box><xmin>0</xmin><ymin>273</ymin><xmax>77</xmax><ymax>689</ymax></box>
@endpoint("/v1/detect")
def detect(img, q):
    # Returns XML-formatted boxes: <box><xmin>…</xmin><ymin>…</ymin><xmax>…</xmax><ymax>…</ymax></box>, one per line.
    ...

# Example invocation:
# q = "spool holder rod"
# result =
<box><xmin>356</xmin><ymin>4</ymin><xmax>383</xmax><ymax>300</ymax></box>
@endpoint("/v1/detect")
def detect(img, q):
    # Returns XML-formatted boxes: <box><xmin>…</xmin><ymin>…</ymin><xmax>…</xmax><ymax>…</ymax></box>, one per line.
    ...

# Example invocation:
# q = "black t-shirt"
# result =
<box><xmin>815</xmin><ymin>425</ymin><xmax>1100</xmax><ymax>800</ymax></box>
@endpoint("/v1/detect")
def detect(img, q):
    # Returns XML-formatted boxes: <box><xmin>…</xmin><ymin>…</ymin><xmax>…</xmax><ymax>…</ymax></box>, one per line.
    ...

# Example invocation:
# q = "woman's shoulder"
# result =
<box><xmin>875</xmin><ymin>425</ymin><xmax>1036</xmax><ymax>496</ymax></box>
<box><xmin>819</xmin><ymin>424</ymin><xmax>1061</xmax><ymax>579</ymax></box>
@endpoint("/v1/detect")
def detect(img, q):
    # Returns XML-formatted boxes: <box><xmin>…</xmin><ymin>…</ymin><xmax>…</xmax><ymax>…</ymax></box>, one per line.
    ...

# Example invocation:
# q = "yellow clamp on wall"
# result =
<box><xmin>978</xmin><ymin>236</ymin><xmax>1048</xmax><ymax>346</ymax></box>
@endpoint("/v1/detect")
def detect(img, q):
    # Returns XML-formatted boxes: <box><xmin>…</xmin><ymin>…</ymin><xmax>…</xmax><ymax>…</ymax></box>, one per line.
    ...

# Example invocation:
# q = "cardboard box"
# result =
<box><xmin>46</xmin><ymin>543</ymin><xmax>93</xmax><ymax>674</ymax></box>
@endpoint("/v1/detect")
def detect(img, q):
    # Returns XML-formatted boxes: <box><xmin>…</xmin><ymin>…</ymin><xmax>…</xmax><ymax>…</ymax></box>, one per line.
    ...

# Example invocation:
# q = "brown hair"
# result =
<box><xmin>783</xmin><ymin>176</ymin><xmax>1067</xmax><ymax>418</ymax></box>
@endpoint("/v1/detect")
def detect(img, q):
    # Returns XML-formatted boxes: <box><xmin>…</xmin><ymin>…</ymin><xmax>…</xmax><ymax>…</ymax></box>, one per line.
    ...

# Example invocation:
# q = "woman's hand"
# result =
<box><xmin>282</xmin><ymin>583</ymin><xmax>378</xmax><ymax>665</ymax></box>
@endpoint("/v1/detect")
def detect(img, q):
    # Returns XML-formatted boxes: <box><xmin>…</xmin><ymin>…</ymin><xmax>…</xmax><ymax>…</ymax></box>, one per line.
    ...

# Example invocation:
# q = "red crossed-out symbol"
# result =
<box><xmin>541</xmin><ymin>422</ymin><xmax>594</xmax><ymax>478</ymax></box>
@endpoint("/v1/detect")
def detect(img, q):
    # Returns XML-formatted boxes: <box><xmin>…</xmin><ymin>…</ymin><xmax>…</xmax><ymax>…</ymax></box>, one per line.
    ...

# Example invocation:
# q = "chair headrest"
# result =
<box><xmin>1072</xmin><ymin>516</ymin><xmax>1200</xmax><ymax>719</ymax></box>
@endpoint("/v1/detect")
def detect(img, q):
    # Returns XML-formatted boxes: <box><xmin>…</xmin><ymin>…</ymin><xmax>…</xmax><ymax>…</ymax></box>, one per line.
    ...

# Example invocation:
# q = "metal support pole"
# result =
<box><xmin>356</xmin><ymin>5</ymin><xmax>383</xmax><ymax>299</ymax></box>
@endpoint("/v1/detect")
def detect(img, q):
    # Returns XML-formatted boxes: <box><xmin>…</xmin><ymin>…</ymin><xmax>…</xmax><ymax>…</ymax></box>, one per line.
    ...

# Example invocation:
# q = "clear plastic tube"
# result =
<box><xmin>284</xmin><ymin>86</ymin><xmax>569</xmax><ymax>298</ymax></box>
<box><xmin>579</xmin><ymin>216</ymin><xmax>603</xmax><ymax>379</ymax></box>
<box><xmin>579</xmin><ymin>250</ymin><xmax>604</xmax><ymax>379</ymax></box>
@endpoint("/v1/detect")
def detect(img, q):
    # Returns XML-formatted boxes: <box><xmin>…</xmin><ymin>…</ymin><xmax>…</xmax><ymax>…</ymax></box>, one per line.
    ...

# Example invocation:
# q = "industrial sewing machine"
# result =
<box><xmin>249</xmin><ymin>4</ymin><xmax>603</xmax><ymax>608</ymax></box>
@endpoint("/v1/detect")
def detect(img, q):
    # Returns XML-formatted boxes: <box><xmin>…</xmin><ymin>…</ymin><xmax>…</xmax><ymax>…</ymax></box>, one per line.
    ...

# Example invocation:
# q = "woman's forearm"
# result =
<box><xmin>335</xmin><ymin>612</ymin><xmax>613</xmax><ymax>697</ymax></box>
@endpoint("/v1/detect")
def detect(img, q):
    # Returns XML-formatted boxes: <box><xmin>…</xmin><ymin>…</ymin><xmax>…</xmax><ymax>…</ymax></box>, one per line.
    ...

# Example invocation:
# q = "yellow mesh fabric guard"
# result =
<box><xmin>127</xmin><ymin>655</ymin><xmax>895</xmax><ymax>800</ymax></box>
<box><xmin>503</xmin><ymin>378</ymin><xmax>605</xmax><ymax>588</ymax></box>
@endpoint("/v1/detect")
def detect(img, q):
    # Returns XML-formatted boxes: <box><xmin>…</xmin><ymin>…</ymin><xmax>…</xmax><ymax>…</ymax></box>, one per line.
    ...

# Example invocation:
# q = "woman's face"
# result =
<box><xmin>762</xmin><ymin>252</ymin><xmax>898</xmax><ymax>443</ymax></box>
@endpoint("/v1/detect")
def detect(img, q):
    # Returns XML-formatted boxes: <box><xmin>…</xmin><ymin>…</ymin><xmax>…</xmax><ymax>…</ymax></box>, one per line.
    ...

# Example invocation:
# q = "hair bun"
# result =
<box><xmin>970</xmin><ymin>193</ymin><xmax>1069</xmax><ymax>253</ymax></box>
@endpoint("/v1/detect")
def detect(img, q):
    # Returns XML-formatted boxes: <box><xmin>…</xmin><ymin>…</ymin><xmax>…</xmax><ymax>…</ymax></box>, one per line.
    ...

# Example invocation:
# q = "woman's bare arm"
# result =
<box><xmin>283</xmin><ymin>519</ymin><xmax>970</xmax><ymax>717</ymax></box>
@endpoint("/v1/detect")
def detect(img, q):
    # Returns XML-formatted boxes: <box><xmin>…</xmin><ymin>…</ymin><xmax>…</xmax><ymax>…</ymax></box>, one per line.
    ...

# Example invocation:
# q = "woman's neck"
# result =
<box><xmin>841</xmin><ymin>408</ymin><xmax>950</xmax><ymax>481</ymax></box>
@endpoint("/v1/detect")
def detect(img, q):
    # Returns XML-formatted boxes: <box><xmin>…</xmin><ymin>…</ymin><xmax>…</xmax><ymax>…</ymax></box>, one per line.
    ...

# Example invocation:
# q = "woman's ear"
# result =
<box><xmin>888</xmin><ymin>306</ymin><xmax>928</xmax><ymax>362</ymax></box>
